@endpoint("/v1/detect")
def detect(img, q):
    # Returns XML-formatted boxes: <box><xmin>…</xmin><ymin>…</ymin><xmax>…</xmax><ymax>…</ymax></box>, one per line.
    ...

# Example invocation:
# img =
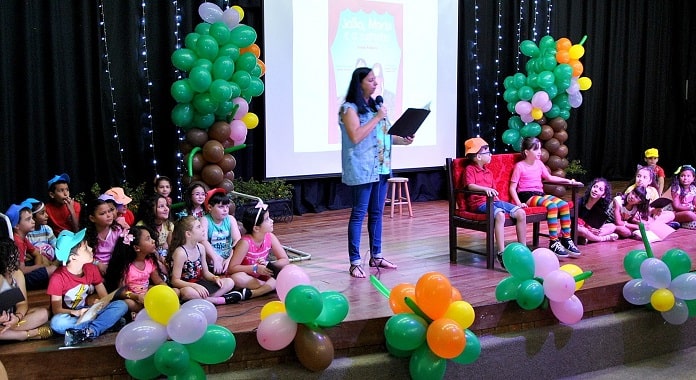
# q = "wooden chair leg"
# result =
<box><xmin>403</xmin><ymin>182</ymin><xmax>413</xmax><ymax>217</ymax></box>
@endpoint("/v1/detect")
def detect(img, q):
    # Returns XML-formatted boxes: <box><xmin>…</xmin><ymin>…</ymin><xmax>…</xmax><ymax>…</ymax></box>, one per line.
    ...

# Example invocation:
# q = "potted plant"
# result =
<box><xmin>231</xmin><ymin>178</ymin><xmax>294</xmax><ymax>222</ymax></box>
<box><xmin>565</xmin><ymin>159</ymin><xmax>589</xmax><ymax>184</ymax></box>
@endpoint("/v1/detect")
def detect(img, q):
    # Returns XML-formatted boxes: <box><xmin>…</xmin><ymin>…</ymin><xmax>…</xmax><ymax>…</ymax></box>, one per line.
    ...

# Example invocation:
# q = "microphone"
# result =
<box><xmin>375</xmin><ymin>95</ymin><xmax>384</xmax><ymax>108</ymax></box>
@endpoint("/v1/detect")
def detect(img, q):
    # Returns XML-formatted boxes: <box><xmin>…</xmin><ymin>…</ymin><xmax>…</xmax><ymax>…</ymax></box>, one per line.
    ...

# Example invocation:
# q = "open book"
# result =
<box><xmin>76</xmin><ymin>289</ymin><xmax>118</xmax><ymax>324</ymax></box>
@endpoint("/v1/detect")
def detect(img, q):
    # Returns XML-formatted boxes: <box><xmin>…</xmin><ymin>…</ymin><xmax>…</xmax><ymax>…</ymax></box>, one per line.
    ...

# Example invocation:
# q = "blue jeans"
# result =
<box><xmin>348</xmin><ymin>175</ymin><xmax>389</xmax><ymax>265</ymax></box>
<box><xmin>50</xmin><ymin>300</ymin><xmax>128</xmax><ymax>336</ymax></box>
<box><xmin>476</xmin><ymin>201</ymin><xmax>522</xmax><ymax>218</ymax></box>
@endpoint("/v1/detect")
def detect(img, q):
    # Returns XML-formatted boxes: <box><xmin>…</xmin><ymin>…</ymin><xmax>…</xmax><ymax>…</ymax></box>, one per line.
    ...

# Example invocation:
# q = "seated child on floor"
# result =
<box><xmin>576</xmin><ymin>178</ymin><xmax>619</xmax><ymax>243</ymax></box>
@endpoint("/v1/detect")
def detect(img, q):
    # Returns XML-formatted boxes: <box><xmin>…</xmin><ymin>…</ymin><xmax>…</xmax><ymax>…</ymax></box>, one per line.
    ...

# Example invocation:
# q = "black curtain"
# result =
<box><xmin>1</xmin><ymin>0</ymin><xmax>694</xmax><ymax>211</ymax></box>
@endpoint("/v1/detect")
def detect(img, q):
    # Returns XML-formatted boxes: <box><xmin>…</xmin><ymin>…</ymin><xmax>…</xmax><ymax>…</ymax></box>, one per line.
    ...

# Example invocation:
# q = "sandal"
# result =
<box><xmin>28</xmin><ymin>325</ymin><xmax>54</xmax><ymax>340</ymax></box>
<box><xmin>369</xmin><ymin>257</ymin><xmax>397</xmax><ymax>269</ymax></box>
<box><xmin>349</xmin><ymin>264</ymin><xmax>366</xmax><ymax>278</ymax></box>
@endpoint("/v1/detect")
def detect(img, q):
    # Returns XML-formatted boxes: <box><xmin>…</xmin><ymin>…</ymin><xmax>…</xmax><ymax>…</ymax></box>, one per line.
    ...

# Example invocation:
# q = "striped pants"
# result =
<box><xmin>526</xmin><ymin>194</ymin><xmax>571</xmax><ymax>240</ymax></box>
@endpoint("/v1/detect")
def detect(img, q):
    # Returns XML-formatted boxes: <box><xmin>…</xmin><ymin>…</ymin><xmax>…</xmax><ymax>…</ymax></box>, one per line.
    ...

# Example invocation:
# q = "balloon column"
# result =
<box><xmin>255</xmin><ymin>264</ymin><xmax>350</xmax><ymax>372</ymax></box>
<box><xmin>115</xmin><ymin>285</ymin><xmax>236</xmax><ymax>379</ymax></box>
<box><xmin>495</xmin><ymin>242</ymin><xmax>593</xmax><ymax>324</ymax></box>
<box><xmin>171</xmin><ymin>4</ymin><xmax>265</xmax><ymax>190</ymax></box>
<box><xmin>622</xmin><ymin>223</ymin><xmax>696</xmax><ymax>325</ymax></box>
<box><xmin>501</xmin><ymin>35</ymin><xmax>592</xmax><ymax>196</ymax></box>
<box><xmin>371</xmin><ymin>273</ymin><xmax>481</xmax><ymax>380</ymax></box>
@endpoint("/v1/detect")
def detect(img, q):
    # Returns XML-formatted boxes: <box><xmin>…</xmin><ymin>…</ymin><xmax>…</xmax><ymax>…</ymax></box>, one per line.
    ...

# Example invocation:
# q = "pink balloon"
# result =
<box><xmin>520</xmin><ymin>113</ymin><xmax>534</xmax><ymax>123</ymax></box>
<box><xmin>543</xmin><ymin>269</ymin><xmax>576</xmax><ymax>302</ymax></box>
<box><xmin>167</xmin><ymin>308</ymin><xmax>207</xmax><ymax>344</ymax></box>
<box><xmin>181</xmin><ymin>299</ymin><xmax>218</xmax><ymax>324</ymax></box>
<box><xmin>541</xmin><ymin>100</ymin><xmax>553</xmax><ymax>112</ymax></box>
<box><xmin>515</xmin><ymin>100</ymin><xmax>532</xmax><ymax>115</ymax></box>
<box><xmin>532</xmin><ymin>248</ymin><xmax>560</xmax><ymax>277</ymax></box>
<box><xmin>569</xmin><ymin>92</ymin><xmax>583</xmax><ymax>108</ymax></box>
<box><xmin>232</xmin><ymin>97</ymin><xmax>249</xmax><ymax>120</ymax></box>
<box><xmin>229</xmin><ymin>119</ymin><xmax>248</xmax><ymax>143</ymax></box>
<box><xmin>531</xmin><ymin>91</ymin><xmax>549</xmax><ymax>108</ymax></box>
<box><xmin>276</xmin><ymin>264</ymin><xmax>311</xmax><ymax>302</ymax></box>
<box><xmin>550</xmin><ymin>295</ymin><xmax>584</xmax><ymax>324</ymax></box>
<box><xmin>115</xmin><ymin>320</ymin><xmax>168</xmax><ymax>360</ymax></box>
<box><xmin>256</xmin><ymin>312</ymin><xmax>298</xmax><ymax>351</ymax></box>
<box><xmin>222</xmin><ymin>7</ymin><xmax>240</xmax><ymax>29</ymax></box>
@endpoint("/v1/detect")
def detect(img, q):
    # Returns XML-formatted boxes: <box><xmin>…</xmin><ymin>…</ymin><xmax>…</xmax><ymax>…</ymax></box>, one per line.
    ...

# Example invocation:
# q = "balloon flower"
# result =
<box><xmin>115</xmin><ymin>286</ymin><xmax>236</xmax><ymax>379</ymax></box>
<box><xmin>371</xmin><ymin>273</ymin><xmax>481</xmax><ymax>380</ymax></box>
<box><xmin>256</xmin><ymin>264</ymin><xmax>350</xmax><ymax>372</ymax></box>
<box><xmin>495</xmin><ymin>242</ymin><xmax>593</xmax><ymax>324</ymax></box>
<box><xmin>501</xmin><ymin>35</ymin><xmax>592</xmax><ymax>151</ymax></box>
<box><xmin>622</xmin><ymin>223</ymin><xmax>696</xmax><ymax>325</ymax></box>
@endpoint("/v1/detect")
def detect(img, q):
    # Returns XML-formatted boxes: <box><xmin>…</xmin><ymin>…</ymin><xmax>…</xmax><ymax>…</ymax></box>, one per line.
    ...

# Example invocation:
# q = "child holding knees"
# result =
<box><xmin>228</xmin><ymin>205</ymin><xmax>290</xmax><ymax>298</ymax></box>
<box><xmin>136</xmin><ymin>194</ymin><xmax>175</xmax><ymax>282</ymax></box>
<box><xmin>168</xmin><ymin>216</ymin><xmax>249</xmax><ymax>305</ymax></box>
<box><xmin>462</xmin><ymin>137</ymin><xmax>527</xmax><ymax>269</ymax></box>
<box><xmin>81</xmin><ymin>197</ymin><xmax>123</xmax><ymax>275</ymax></box>
<box><xmin>200</xmin><ymin>188</ymin><xmax>242</xmax><ymax>275</ymax></box>
<box><xmin>45</xmin><ymin>173</ymin><xmax>81</xmax><ymax>235</ymax></box>
<box><xmin>48</xmin><ymin>229</ymin><xmax>129</xmax><ymax>347</ymax></box>
<box><xmin>576</xmin><ymin>178</ymin><xmax>619</xmax><ymax>243</ymax></box>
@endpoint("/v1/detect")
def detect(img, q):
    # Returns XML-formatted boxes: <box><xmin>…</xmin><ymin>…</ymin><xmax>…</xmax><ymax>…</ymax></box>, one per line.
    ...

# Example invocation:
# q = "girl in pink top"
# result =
<box><xmin>228</xmin><ymin>206</ymin><xmax>290</xmax><ymax>298</ymax></box>
<box><xmin>81</xmin><ymin>198</ymin><xmax>123</xmax><ymax>275</ymax></box>
<box><xmin>509</xmin><ymin>137</ymin><xmax>583</xmax><ymax>258</ymax></box>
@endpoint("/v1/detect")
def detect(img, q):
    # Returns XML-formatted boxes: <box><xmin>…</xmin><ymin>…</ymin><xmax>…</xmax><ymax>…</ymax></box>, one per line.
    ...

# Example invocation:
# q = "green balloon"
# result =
<box><xmin>126</xmin><ymin>356</ymin><xmax>161</xmax><ymax>380</ymax></box>
<box><xmin>236</xmin><ymin>52</ymin><xmax>257</xmax><ymax>72</ymax></box>
<box><xmin>285</xmin><ymin>285</ymin><xmax>324</xmax><ymax>324</ymax></box>
<box><xmin>503</xmin><ymin>89</ymin><xmax>520</xmax><ymax>103</ymax></box>
<box><xmin>537</xmin><ymin>71</ymin><xmax>555</xmax><ymax>89</ymax></box>
<box><xmin>553</xmin><ymin>64</ymin><xmax>573</xmax><ymax>81</ymax></box>
<box><xmin>193</xmin><ymin>58</ymin><xmax>213</xmax><ymax>71</ymax></box>
<box><xmin>194</xmin><ymin>22</ymin><xmax>211</xmax><ymax>35</ymax></box>
<box><xmin>513</xmin><ymin>73</ymin><xmax>527</xmax><ymax>88</ymax></box>
<box><xmin>228</xmin><ymin>81</ymin><xmax>241</xmax><ymax>99</ymax></box>
<box><xmin>184</xmin><ymin>33</ymin><xmax>200</xmax><ymax>50</ymax></box>
<box><xmin>212</xmin><ymin>57</ymin><xmax>235</xmax><ymax>80</ymax></box>
<box><xmin>172</xmin><ymin>103</ymin><xmax>194</xmax><ymax>127</ymax></box>
<box><xmin>525</xmin><ymin>59</ymin><xmax>538</xmax><ymax>74</ymax></box>
<box><xmin>171</xmin><ymin>79</ymin><xmax>194</xmax><ymax>103</ymax></box>
<box><xmin>215</xmin><ymin>100</ymin><xmax>235</xmax><ymax>118</ymax></box>
<box><xmin>232</xmin><ymin>70</ymin><xmax>251</xmax><ymax>89</ymax></box>
<box><xmin>314</xmin><ymin>291</ymin><xmax>349</xmax><ymax>327</ymax></box>
<box><xmin>154</xmin><ymin>341</ymin><xmax>190</xmax><ymax>376</ymax></box>
<box><xmin>245</xmin><ymin>77</ymin><xmax>265</xmax><ymax>97</ymax></box>
<box><xmin>496</xmin><ymin>276</ymin><xmax>522</xmax><ymax>301</ymax></box>
<box><xmin>230</xmin><ymin>25</ymin><xmax>257</xmax><ymax>47</ymax></box>
<box><xmin>520</xmin><ymin>122</ymin><xmax>541</xmax><ymax>137</ymax></box>
<box><xmin>526</xmin><ymin>73</ymin><xmax>538</xmax><ymax>87</ymax></box>
<box><xmin>518</xmin><ymin>86</ymin><xmax>534</xmax><ymax>101</ymax></box>
<box><xmin>685</xmin><ymin>299</ymin><xmax>696</xmax><ymax>318</ymax></box>
<box><xmin>503</xmin><ymin>75</ymin><xmax>515</xmax><ymax>89</ymax></box>
<box><xmin>545</xmin><ymin>84</ymin><xmax>559</xmax><ymax>99</ymax></box>
<box><xmin>196</xmin><ymin>35</ymin><xmax>219</xmax><ymax>61</ymax></box>
<box><xmin>384</xmin><ymin>313</ymin><xmax>427</xmax><ymax>351</ymax></box>
<box><xmin>517</xmin><ymin>279</ymin><xmax>545</xmax><ymax>310</ymax></box>
<box><xmin>409</xmin><ymin>344</ymin><xmax>447</xmax><ymax>380</ymax></box>
<box><xmin>168</xmin><ymin>361</ymin><xmax>206</xmax><ymax>380</ymax></box>
<box><xmin>217</xmin><ymin>43</ymin><xmax>240</xmax><ymax>61</ymax></box>
<box><xmin>555</xmin><ymin>93</ymin><xmax>570</xmax><ymax>110</ymax></box>
<box><xmin>185</xmin><ymin>325</ymin><xmax>236</xmax><ymax>364</ymax></box>
<box><xmin>541</xmin><ymin>55</ymin><xmax>557</xmax><ymax>71</ymax></box>
<box><xmin>209</xmin><ymin>79</ymin><xmax>233</xmax><ymax>103</ymax></box>
<box><xmin>208</xmin><ymin>22</ymin><xmax>231</xmax><ymax>45</ymax></box>
<box><xmin>250</xmin><ymin>64</ymin><xmax>262</xmax><ymax>78</ymax></box>
<box><xmin>540</xmin><ymin>35</ymin><xmax>556</xmax><ymax>49</ymax></box>
<box><xmin>558</xmin><ymin>109</ymin><xmax>571</xmax><ymax>120</ymax></box>
<box><xmin>508</xmin><ymin>116</ymin><xmax>524</xmax><ymax>130</ymax></box>
<box><xmin>507</xmin><ymin>102</ymin><xmax>517</xmax><ymax>113</ymax></box>
<box><xmin>512</xmin><ymin>136</ymin><xmax>523</xmax><ymax>151</ymax></box>
<box><xmin>193</xmin><ymin>93</ymin><xmax>218</xmax><ymax>114</ymax></box>
<box><xmin>661</xmin><ymin>249</ymin><xmax>691</xmax><ymax>278</ymax></box>
<box><xmin>189</xmin><ymin>66</ymin><xmax>212</xmax><ymax>93</ymax></box>
<box><xmin>191</xmin><ymin>112</ymin><xmax>214</xmax><ymax>129</ymax></box>
<box><xmin>386</xmin><ymin>340</ymin><xmax>414</xmax><ymax>358</ymax></box>
<box><xmin>545</xmin><ymin>104</ymin><xmax>560</xmax><ymax>119</ymax></box>
<box><xmin>520</xmin><ymin>40</ymin><xmax>540</xmax><ymax>57</ymax></box>
<box><xmin>503</xmin><ymin>242</ymin><xmax>535</xmax><ymax>279</ymax></box>
<box><xmin>171</xmin><ymin>49</ymin><xmax>198</xmax><ymax>72</ymax></box>
<box><xmin>451</xmin><ymin>329</ymin><xmax>481</xmax><ymax>364</ymax></box>
<box><xmin>502</xmin><ymin>128</ymin><xmax>520</xmax><ymax>145</ymax></box>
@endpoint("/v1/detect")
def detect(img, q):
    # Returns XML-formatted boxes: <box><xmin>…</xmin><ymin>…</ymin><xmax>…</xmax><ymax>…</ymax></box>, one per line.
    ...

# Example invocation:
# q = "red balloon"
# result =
<box><xmin>186</xmin><ymin>128</ymin><xmax>209</xmax><ymax>147</ymax></box>
<box><xmin>201</xmin><ymin>164</ymin><xmax>224</xmax><ymax>186</ymax></box>
<box><xmin>208</xmin><ymin>121</ymin><xmax>232</xmax><ymax>143</ymax></box>
<box><xmin>202</xmin><ymin>140</ymin><xmax>224</xmax><ymax>163</ymax></box>
<box><xmin>218</xmin><ymin>154</ymin><xmax>237</xmax><ymax>173</ymax></box>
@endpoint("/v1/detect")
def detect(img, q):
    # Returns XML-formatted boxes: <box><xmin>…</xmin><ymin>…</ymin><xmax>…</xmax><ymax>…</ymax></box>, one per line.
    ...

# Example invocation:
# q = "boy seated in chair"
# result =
<box><xmin>463</xmin><ymin>138</ymin><xmax>527</xmax><ymax>269</ymax></box>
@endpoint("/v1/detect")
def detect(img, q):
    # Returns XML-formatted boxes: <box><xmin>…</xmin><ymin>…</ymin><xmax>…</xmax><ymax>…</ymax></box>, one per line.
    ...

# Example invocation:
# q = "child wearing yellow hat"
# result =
<box><xmin>644</xmin><ymin>148</ymin><xmax>665</xmax><ymax>194</ymax></box>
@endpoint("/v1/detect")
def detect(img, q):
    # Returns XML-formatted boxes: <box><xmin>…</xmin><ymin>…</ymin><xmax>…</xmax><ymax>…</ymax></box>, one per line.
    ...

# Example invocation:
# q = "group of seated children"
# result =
<box><xmin>2</xmin><ymin>174</ymin><xmax>290</xmax><ymax>346</ymax></box>
<box><xmin>462</xmin><ymin>139</ymin><xmax>695</xmax><ymax>270</ymax></box>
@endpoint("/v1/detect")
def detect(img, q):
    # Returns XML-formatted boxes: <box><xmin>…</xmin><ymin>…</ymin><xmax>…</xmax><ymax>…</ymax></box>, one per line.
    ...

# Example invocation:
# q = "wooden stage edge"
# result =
<box><xmin>1</xmin><ymin>199</ymin><xmax>693</xmax><ymax>379</ymax></box>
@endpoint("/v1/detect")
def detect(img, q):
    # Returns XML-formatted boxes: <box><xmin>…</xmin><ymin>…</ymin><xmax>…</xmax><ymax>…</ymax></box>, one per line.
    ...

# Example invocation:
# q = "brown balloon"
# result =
<box><xmin>219</xmin><ymin>178</ymin><xmax>234</xmax><ymax>193</ymax></box>
<box><xmin>224</xmin><ymin>170</ymin><xmax>235</xmax><ymax>181</ymax></box>
<box><xmin>208</xmin><ymin>121</ymin><xmax>232</xmax><ymax>143</ymax></box>
<box><xmin>543</xmin><ymin>184</ymin><xmax>567</xmax><ymax>198</ymax></box>
<box><xmin>222</xmin><ymin>138</ymin><xmax>235</xmax><ymax>149</ymax></box>
<box><xmin>555</xmin><ymin>144</ymin><xmax>568</xmax><ymax>158</ymax></box>
<box><xmin>544</xmin><ymin>138</ymin><xmax>560</xmax><ymax>154</ymax></box>
<box><xmin>549</xmin><ymin>117</ymin><xmax>567</xmax><ymax>132</ymax></box>
<box><xmin>539</xmin><ymin>125</ymin><xmax>554</xmax><ymax>141</ymax></box>
<box><xmin>547</xmin><ymin>155</ymin><xmax>563</xmax><ymax>171</ymax></box>
<box><xmin>293</xmin><ymin>324</ymin><xmax>334</xmax><ymax>372</ymax></box>
<box><xmin>192</xmin><ymin>153</ymin><xmax>205</xmax><ymax>173</ymax></box>
<box><xmin>181</xmin><ymin>175</ymin><xmax>192</xmax><ymax>187</ymax></box>
<box><xmin>536</xmin><ymin>116</ymin><xmax>547</xmax><ymax>126</ymax></box>
<box><xmin>560</xmin><ymin>158</ymin><xmax>569</xmax><ymax>170</ymax></box>
<box><xmin>201</xmin><ymin>164</ymin><xmax>224</xmax><ymax>186</ymax></box>
<box><xmin>218</xmin><ymin>154</ymin><xmax>236</xmax><ymax>173</ymax></box>
<box><xmin>202</xmin><ymin>140</ymin><xmax>225</xmax><ymax>164</ymax></box>
<box><xmin>541</xmin><ymin>148</ymin><xmax>550</xmax><ymax>163</ymax></box>
<box><xmin>179</xmin><ymin>141</ymin><xmax>193</xmax><ymax>155</ymax></box>
<box><xmin>554</xmin><ymin>130</ymin><xmax>568</xmax><ymax>143</ymax></box>
<box><xmin>551</xmin><ymin>169</ymin><xmax>566</xmax><ymax>177</ymax></box>
<box><xmin>186</xmin><ymin>128</ymin><xmax>209</xmax><ymax>147</ymax></box>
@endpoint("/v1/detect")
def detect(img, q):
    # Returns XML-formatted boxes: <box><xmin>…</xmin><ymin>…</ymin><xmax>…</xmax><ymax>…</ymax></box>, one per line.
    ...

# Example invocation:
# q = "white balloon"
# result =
<box><xmin>662</xmin><ymin>299</ymin><xmax>689</xmax><ymax>325</ymax></box>
<box><xmin>222</xmin><ymin>7</ymin><xmax>240</xmax><ymax>29</ymax></box>
<box><xmin>181</xmin><ymin>298</ymin><xmax>218</xmax><ymax>324</ymax></box>
<box><xmin>198</xmin><ymin>3</ymin><xmax>223</xmax><ymax>23</ymax></box>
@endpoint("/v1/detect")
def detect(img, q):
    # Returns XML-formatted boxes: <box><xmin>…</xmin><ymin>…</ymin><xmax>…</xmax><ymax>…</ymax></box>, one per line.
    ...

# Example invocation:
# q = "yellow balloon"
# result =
<box><xmin>578</xmin><ymin>77</ymin><xmax>592</xmax><ymax>91</ymax></box>
<box><xmin>144</xmin><ymin>285</ymin><xmax>180</xmax><ymax>325</ymax></box>
<box><xmin>560</xmin><ymin>264</ymin><xmax>584</xmax><ymax>290</ymax></box>
<box><xmin>260</xmin><ymin>301</ymin><xmax>286</xmax><ymax>320</ymax></box>
<box><xmin>651</xmin><ymin>288</ymin><xmax>675</xmax><ymax>312</ymax></box>
<box><xmin>531</xmin><ymin>108</ymin><xmax>543</xmax><ymax>120</ymax></box>
<box><xmin>568</xmin><ymin>45</ymin><xmax>585</xmax><ymax>60</ymax></box>
<box><xmin>443</xmin><ymin>300</ymin><xmax>475</xmax><ymax>330</ymax></box>
<box><xmin>232</xmin><ymin>5</ymin><xmax>244</xmax><ymax>21</ymax></box>
<box><xmin>242</xmin><ymin>112</ymin><xmax>259</xmax><ymax>129</ymax></box>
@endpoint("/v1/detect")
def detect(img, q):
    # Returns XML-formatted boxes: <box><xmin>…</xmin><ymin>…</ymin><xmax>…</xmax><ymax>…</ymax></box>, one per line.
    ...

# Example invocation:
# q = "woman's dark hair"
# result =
<box><xmin>183</xmin><ymin>181</ymin><xmax>208</xmax><ymax>213</ymax></box>
<box><xmin>80</xmin><ymin>197</ymin><xmax>117</xmax><ymax>250</ymax></box>
<box><xmin>344</xmin><ymin>67</ymin><xmax>376</xmax><ymax>115</ymax></box>
<box><xmin>136</xmin><ymin>193</ymin><xmax>169</xmax><ymax>229</ymax></box>
<box><xmin>582</xmin><ymin>178</ymin><xmax>613</xmax><ymax>207</ymax></box>
<box><xmin>0</xmin><ymin>238</ymin><xmax>20</xmax><ymax>275</ymax></box>
<box><xmin>103</xmin><ymin>225</ymin><xmax>155</xmax><ymax>292</ymax></box>
<box><xmin>241</xmin><ymin>207</ymin><xmax>268</xmax><ymax>233</ymax></box>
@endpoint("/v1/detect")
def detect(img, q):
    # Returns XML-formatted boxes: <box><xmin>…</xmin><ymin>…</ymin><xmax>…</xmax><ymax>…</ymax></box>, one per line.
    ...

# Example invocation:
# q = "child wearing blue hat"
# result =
<box><xmin>47</xmin><ymin>229</ymin><xmax>128</xmax><ymax>346</ymax></box>
<box><xmin>45</xmin><ymin>173</ymin><xmax>81</xmax><ymax>235</ymax></box>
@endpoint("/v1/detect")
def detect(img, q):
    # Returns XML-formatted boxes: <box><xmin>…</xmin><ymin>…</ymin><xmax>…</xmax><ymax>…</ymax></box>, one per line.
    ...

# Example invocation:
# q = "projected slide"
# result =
<box><xmin>264</xmin><ymin>0</ymin><xmax>457</xmax><ymax>179</ymax></box>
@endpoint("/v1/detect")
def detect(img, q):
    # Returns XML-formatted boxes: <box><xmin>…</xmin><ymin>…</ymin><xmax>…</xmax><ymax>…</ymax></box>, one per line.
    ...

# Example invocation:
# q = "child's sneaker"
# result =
<box><xmin>549</xmin><ymin>240</ymin><xmax>569</xmax><ymax>258</ymax></box>
<box><xmin>496</xmin><ymin>251</ymin><xmax>506</xmax><ymax>270</ymax></box>
<box><xmin>64</xmin><ymin>328</ymin><xmax>95</xmax><ymax>347</ymax></box>
<box><xmin>561</xmin><ymin>237</ymin><xmax>581</xmax><ymax>257</ymax></box>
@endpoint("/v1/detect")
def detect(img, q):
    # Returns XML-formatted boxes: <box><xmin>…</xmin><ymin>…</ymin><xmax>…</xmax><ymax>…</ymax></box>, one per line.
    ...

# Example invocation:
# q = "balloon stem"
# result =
<box><xmin>369</xmin><ymin>275</ymin><xmax>390</xmax><ymax>298</ymax></box>
<box><xmin>579</xmin><ymin>35</ymin><xmax>588</xmax><ymax>46</ymax></box>
<box><xmin>227</xmin><ymin>104</ymin><xmax>240</xmax><ymax>123</ymax></box>
<box><xmin>223</xmin><ymin>144</ymin><xmax>247</xmax><ymax>154</ymax></box>
<box><xmin>404</xmin><ymin>297</ymin><xmax>433</xmax><ymax>324</ymax></box>
<box><xmin>534</xmin><ymin>277</ymin><xmax>544</xmax><ymax>284</ymax></box>
<box><xmin>187</xmin><ymin>147</ymin><xmax>202</xmax><ymax>177</ymax></box>
<box><xmin>638</xmin><ymin>222</ymin><xmax>654</xmax><ymax>258</ymax></box>
<box><xmin>574</xmin><ymin>271</ymin><xmax>593</xmax><ymax>282</ymax></box>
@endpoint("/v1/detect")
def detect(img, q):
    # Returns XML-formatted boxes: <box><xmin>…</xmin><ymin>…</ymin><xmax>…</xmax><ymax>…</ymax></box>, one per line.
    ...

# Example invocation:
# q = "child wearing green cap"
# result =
<box><xmin>47</xmin><ymin>229</ymin><xmax>128</xmax><ymax>346</ymax></box>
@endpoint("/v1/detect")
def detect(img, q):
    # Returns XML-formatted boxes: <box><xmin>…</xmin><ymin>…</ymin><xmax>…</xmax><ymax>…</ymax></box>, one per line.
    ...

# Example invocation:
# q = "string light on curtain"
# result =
<box><xmin>532</xmin><ymin>0</ymin><xmax>539</xmax><ymax>41</ymax></box>
<box><xmin>493</xmin><ymin>0</ymin><xmax>504</xmax><ymax>153</ymax></box>
<box><xmin>140</xmin><ymin>1</ymin><xmax>158</xmax><ymax>175</ymax></box>
<box><xmin>473</xmin><ymin>0</ymin><xmax>482</xmax><ymax>137</ymax></box>
<box><xmin>98</xmin><ymin>0</ymin><xmax>127</xmax><ymax>180</ymax></box>
<box><xmin>515</xmin><ymin>0</ymin><xmax>526</xmax><ymax>71</ymax></box>
<box><xmin>546</xmin><ymin>1</ymin><xmax>553</xmax><ymax>35</ymax></box>
<box><xmin>172</xmin><ymin>0</ymin><xmax>184</xmax><ymax>199</ymax></box>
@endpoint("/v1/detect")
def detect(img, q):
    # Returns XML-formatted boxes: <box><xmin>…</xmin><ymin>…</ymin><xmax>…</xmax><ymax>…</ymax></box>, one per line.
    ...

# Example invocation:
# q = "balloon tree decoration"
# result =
<box><xmin>255</xmin><ymin>264</ymin><xmax>350</xmax><ymax>372</ymax></box>
<box><xmin>171</xmin><ymin>4</ymin><xmax>265</xmax><ymax>191</ymax></box>
<box><xmin>115</xmin><ymin>285</ymin><xmax>237</xmax><ymax>379</ymax></box>
<box><xmin>501</xmin><ymin>35</ymin><xmax>592</xmax><ymax>197</ymax></box>
<box><xmin>495</xmin><ymin>242</ymin><xmax>593</xmax><ymax>325</ymax></box>
<box><xmin>622</xmin><ymin>223</ymin><xmax>696</xmax><ymax>325</ymax></box>
<box><xmin>371</xmin><ymin>273</ymin><xmax>481</xmax><ymax>380</ymax></box>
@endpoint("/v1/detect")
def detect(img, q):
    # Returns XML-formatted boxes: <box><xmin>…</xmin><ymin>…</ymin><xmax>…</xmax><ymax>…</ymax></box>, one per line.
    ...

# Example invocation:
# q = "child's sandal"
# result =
<box><xmin>27</xmin><ymin>325</ymin><xmax>54</xmax><ymax>340</ymax></box>
<box><xmin>349</xmin><ymin>264</ymin><xmax>366</xmax><ymax>278</ymax></box>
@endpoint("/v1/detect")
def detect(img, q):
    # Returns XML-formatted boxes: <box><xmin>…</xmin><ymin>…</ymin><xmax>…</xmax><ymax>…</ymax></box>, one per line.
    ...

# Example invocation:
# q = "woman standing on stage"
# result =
<box><xmin>339</xmin><ymin>67</ymin><xmax>414</xmax><ymax>278</ymax></box>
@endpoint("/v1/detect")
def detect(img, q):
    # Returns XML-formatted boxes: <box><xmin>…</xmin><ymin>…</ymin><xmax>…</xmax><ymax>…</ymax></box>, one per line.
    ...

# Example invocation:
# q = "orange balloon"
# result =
<box><xmin>415</xmin><ymin>272</ymin><xmax>453</xmax><ymax>320</ymax></box>
<box><xmin>389</xmin><ymin>283</ymin><xmax>416</xmax><ymax>314</ymax></box>
<box><xmin>556</xmin><ymin>37</ymin><xmax>572</xmax><ymax>51</ymax></box>
<box><xmin>555</xmin><ymin>50</ymin><xmax>570</xmax><ymax>64</ymax></box>
<box><xmin>426</xmin><ymin>318</ymin><xmax>465</xmax><ymax>359</ymax></box>
<box><xmin>451</xmin><ymin>287</ymin><xmax>462</xmax><ymax>302</ymax></box>
<box><xmin>256</xmin><ymin>59</ymin><xmax>266</xmax><ymax>77</ymax></box>
<box><xmin>240</xmin><ymin>44</ymin><xmax>261</xmax><ymax>58</ymax></box>
<box><xmin>569</xmin><ymin>60</ymin><xmax>584</xmax><ymax>77</ymax></box>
